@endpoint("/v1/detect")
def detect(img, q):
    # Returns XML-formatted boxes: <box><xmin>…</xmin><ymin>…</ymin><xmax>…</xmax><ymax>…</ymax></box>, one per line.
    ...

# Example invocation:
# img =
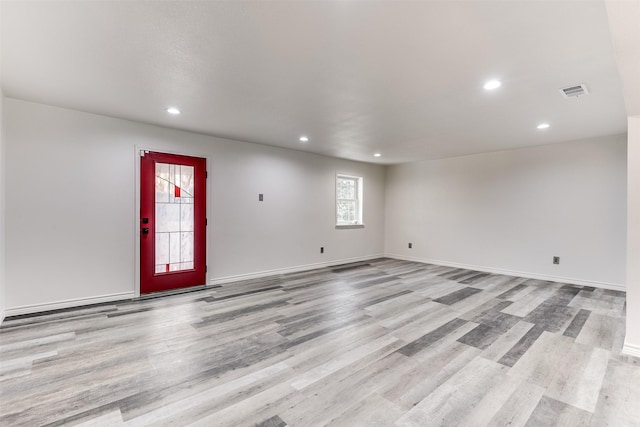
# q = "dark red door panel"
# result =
<box><xmin>140</xmin><ymin>151</ymin><xmax>206</xmax><ymax>293</ymax></box>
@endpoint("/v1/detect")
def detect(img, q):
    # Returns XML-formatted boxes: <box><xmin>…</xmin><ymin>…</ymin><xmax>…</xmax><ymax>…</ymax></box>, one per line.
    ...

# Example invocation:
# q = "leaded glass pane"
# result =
<box><xmin>180</xmin><ymin>204</ymin><xmax>194</xmax><ymax>232</ymax></box>
<box><xmin>181</xmin><ymin>232</ymin><xmax>194</xmax><ymax>262</ymax></box>
<box><xmin>156</xmin><ymin>204</ymin><xmax>180</xmax><ymax>233</ymax></box>
<box><xmin>180</xmin><ymin>166</ymin><xmax>195</xmax><ymax>199</ymax></box>
<box><xmin>169</xmin><ymin>232</ymin><xmax>181</xmax><ymax>264</ymax></box>
<box><xmin>179</xmin><ymin>261</ymin><xmax>194</xmax><ymax>270</ymax></box>
<box><xmin>155</xmin><ymin>163</ymin><xmax>170</xmax><ymax>203</ymax></box>
<box><xmin>155</xmin><ymin>162</ymin><xmax>195</xmax><ymax>273</ymax></box>
<box><xmin>155</xmin><ymin>232</ymin><xmax>169</xmax><ymax>266</ymax></box>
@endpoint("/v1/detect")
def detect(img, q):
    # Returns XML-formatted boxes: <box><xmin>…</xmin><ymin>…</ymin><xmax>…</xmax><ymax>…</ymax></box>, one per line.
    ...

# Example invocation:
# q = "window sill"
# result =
<box><xmin>335</xmin><ymin>224</ymin><xmax>365</xmax><ymax>229</ymax></box>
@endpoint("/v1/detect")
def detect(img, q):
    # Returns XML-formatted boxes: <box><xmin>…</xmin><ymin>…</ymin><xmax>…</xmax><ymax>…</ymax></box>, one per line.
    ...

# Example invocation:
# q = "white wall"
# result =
<box><xmin>0</xmin><ymin>1</ymin><xmax>6</xmax><ymax>323</ymax></box>
<box><xmin>0</xmin><ymin>91</ymin><xmax>5</xmax><ymax>323</ymax></box>
<box><xmin>625</xmin><ymin>116</ymin><xmax>640</xmax><ymax>355</ymax></box>
<box><xmin>3</xmin><ymin>96</ymin><xmax>629</xmax><ymax>318</ymax></box>
<box><xmin>4</xmin><ymin>98</ymin><xmax>385</xmax><ymax>314</ymax></box>
<box><xmin>606</xmin><ymin>0</ymin><xmax>640</xmax><ymax>359</ymax></box>
<box><xmin>385</xmin><ymin>136</ymin><xmax>627</xmax><ymax>288</ymax></box>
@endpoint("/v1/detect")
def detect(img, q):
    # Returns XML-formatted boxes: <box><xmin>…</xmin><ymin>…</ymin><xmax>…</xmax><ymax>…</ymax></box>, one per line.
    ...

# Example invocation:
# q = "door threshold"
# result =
<box><xmin>139</xmin><ymin>284</ymin><xmax>212</xmax><ymax>300</ymax></box>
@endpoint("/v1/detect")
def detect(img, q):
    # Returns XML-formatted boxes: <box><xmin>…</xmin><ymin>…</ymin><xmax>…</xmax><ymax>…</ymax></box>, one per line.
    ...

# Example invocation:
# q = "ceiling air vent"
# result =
<box><xmin>559</xmin><ymin>84</ymin><xmax>589</xmax><ymax>99</ymax></box>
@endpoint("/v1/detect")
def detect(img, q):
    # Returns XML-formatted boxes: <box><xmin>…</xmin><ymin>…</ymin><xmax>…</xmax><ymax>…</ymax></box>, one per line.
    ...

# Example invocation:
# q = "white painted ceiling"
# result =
<box><xmin>0</xmin><ymin>1</ymin><xmax>628</xmax><ymax>164</ymax></box>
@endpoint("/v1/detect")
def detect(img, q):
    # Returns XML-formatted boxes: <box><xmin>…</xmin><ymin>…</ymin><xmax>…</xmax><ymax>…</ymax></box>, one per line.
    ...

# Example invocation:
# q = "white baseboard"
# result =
<box><xmin>210</xmin><ymin>254</ymin><xmax>385</xmax><ymax>286</ymax></box>
<box><xmin>3</xmin><ymin>256</ymin><xmax>383</xmax><ymax>318</ymax></box>
<box><xmin>622</xmin><ymin>341</ymin><xmax>640</xmax><ymax>358</ymax></box>
<box><xmin>385</xmin><ymin>254</ymin><xmax>626</xmax><ymax>292</ymax></box>
<box><xmin>3</xmin><ymin>254</ymin><xmax>623</xmax><ymax>318</ymax></box>
<box><xmin>4</xmin><ymin>292</ymin><xmax>136</xmax><ymax>318</ymax></box>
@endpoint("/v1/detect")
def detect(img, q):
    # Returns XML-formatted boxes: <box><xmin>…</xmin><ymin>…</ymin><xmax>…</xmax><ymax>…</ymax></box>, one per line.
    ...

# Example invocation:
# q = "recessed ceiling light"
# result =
<box><xmin>537</xmin><ymin>123</ymin><xmax>550</xmax><ymax>129</ymax></box>
<box><xmin>299</xmin><ymin>136</ymin><xmax>309</xmax><ymax>142</ymax></box>
<box><xmin>484</xmin><ymin>80</ymin><xmax>501</xmax><ymax>90</ymax></box>
<box><xmin>167</xmin><ymin>107</ymin><xmax>181</xmax><ymax>115</ymax></box>
<box><xmin>373</xmin><ymin>153</ymin><xmax>382</xmax><ymax>157</ymax></box>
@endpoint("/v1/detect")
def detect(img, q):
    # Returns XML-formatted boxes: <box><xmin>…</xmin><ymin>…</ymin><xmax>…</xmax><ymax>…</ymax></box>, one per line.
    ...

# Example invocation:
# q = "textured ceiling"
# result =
<box><xmin>1</xmin><ymin>1</ymin><xmax>628</xmax><ymax>164</ymax></box>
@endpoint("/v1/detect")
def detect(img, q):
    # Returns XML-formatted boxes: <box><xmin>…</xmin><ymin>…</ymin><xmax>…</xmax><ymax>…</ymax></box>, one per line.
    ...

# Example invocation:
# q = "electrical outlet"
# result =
<box><xmin>553</xmin><ymin>256</ymin><xmax>560</xmax><ymax>264</ymax></box>
<box><xmin>258</xmin><ymin>194</ymin><xmax>264</xmax><ymax>201</ymax></box>
<box><xmin>320</xmin><ymin>247</ymin><xmax>324</xmax><ymax>254</ymax></box>
<box><xmin>408</xmin><ymin>243</ymin><xmax>412</xmax><ymax>249</ymax></box>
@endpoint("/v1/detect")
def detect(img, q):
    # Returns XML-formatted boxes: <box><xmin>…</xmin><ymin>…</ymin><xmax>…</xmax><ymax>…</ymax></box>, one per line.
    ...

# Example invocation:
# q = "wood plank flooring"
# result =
<box><xmin>1</xmin><ymin>258</ymin><xmax>639</xmax><ymax>426</ymax></box>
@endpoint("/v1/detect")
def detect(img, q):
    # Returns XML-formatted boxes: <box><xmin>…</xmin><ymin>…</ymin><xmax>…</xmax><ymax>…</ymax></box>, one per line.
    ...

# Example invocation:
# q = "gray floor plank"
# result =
<box><xmin>0</xmin><ymin>259</ymin><xmax>636</xmax><ymax>427</ymax></box>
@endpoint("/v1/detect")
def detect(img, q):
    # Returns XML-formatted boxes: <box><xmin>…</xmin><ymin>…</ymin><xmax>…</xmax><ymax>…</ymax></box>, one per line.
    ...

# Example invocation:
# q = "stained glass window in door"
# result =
<box><xmin>155</xmin><ymin>163</ymin><xmax>195</xmax><ymax>273</ymax></box>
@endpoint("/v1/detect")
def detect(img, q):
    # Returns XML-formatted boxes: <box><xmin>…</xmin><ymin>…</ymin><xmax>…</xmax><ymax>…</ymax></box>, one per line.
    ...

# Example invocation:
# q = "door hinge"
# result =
<box><xmin>206</xmin><ymin>171</ymin><xmax>208</xmax><ymax>178</ymax></box>
<box><xmin>205</xmin><ymin>265</ymin><xmax>208</xmax><ymax>273</ymax></box>
<box><xmin>206</xmin><ymin>218</ymin><xmax>208</xmax><ymax>226</ymax></box>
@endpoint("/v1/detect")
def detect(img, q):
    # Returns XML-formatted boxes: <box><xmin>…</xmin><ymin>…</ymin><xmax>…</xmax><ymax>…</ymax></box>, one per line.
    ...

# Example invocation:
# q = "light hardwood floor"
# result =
<box><xmin>1</xmin><ymin>258</ymin><xmax>639</xmax><ymax>426</ymax></box>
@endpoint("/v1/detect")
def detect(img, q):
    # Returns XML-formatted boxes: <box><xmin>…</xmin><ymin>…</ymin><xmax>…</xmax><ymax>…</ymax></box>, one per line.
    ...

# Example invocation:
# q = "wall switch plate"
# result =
<box><xmin>408</xmin><ymin>243</ymin><xmax>412</xmax><ymax>249</ymax></box>
<box><xmin>259</xmin><ymin>194</ymin><xmax>263</xmax><ymax>201</ymax></box>
<box><xmin>553</xmin><ymin>256</ymin><xmax>560</xmax><ymax>264</ymax></box>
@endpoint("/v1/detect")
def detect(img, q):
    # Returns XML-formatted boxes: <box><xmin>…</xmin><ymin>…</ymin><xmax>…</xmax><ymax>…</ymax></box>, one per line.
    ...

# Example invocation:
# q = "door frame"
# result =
<box><xmin>134</xmin><ymin>145</ymin><xmax>211</xmax><ymax>297</ymax></box>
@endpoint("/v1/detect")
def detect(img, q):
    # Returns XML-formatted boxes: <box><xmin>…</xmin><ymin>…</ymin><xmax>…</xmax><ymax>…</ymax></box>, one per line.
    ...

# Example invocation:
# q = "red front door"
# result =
<box><xmin>140</xmin><ymin>151</ymin><xmax>206</xmax><ymax>294</ymax></box>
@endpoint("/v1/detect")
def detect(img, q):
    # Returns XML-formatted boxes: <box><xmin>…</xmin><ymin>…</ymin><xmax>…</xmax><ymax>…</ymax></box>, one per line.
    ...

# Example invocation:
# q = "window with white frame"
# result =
<box><xmin>336</xmin><ymin>174</ymin><xmax>363</xmax><ymax>226</ymax></box>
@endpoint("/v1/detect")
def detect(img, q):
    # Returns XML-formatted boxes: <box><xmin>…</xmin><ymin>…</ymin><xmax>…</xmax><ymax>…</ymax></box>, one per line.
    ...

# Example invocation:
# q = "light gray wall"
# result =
<box><xmin>0</xmin><ymin>91</ymin><xmax>5</xmax><ymax>323</ymax></box>
<box><xmin>385</xmin><ymin>135</ymin><xmax>627</xmax><ymax>288</ymax></box>
<box><xmin>0</xmin><ymin>0</ymin><xmax>5</xmax><ymax>322</ymax></box>
<box><xmin>626</xmin><ymin>116</ymin><xmax>640</xmax><ymax>354</ymax></box>
<box><xmin>4</xmin><ymin>98</ymin><xmax>385</xmax><ymax>313</ymax></box>
<box><xmin>3</xmin><ymin>96</ymin><xmax>629</xmax><ymax>318</ymax></box>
